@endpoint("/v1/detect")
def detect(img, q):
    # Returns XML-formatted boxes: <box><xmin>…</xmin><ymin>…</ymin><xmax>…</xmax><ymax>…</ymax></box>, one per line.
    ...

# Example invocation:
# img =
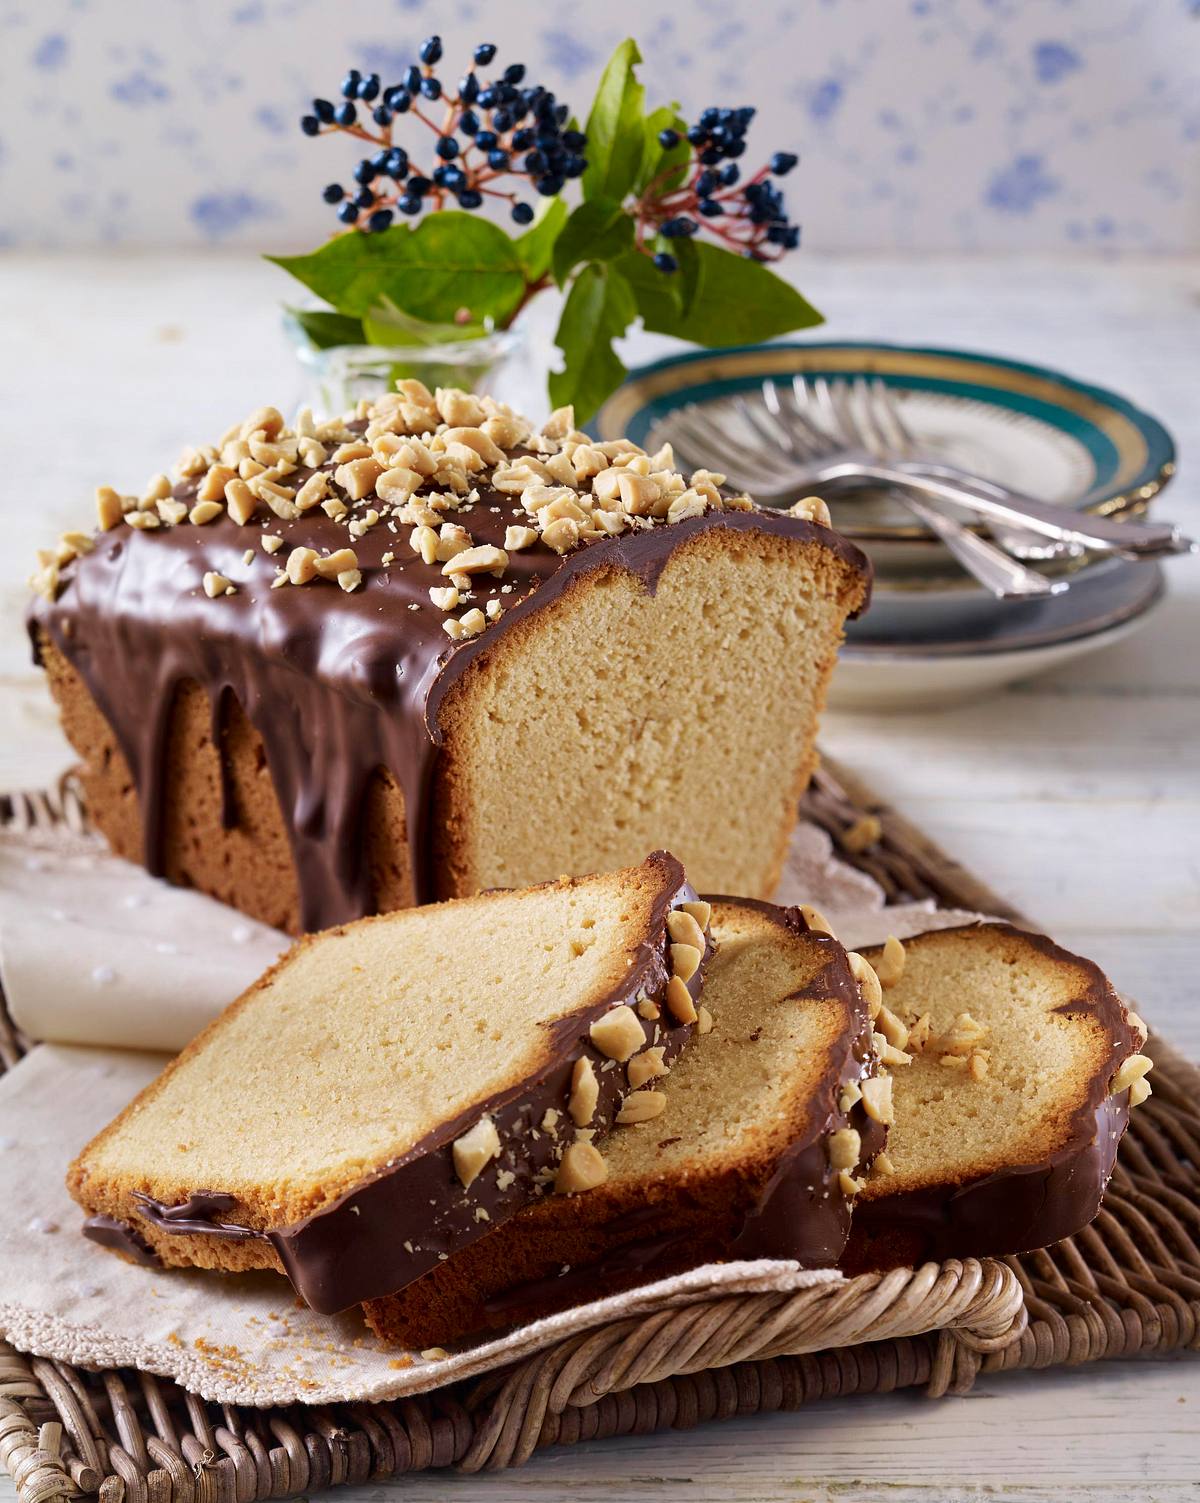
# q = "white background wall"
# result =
<box><xmin>1</xmin><ymin>0</ymin><xmax>1198</xmax><ymax>254</ymax></box>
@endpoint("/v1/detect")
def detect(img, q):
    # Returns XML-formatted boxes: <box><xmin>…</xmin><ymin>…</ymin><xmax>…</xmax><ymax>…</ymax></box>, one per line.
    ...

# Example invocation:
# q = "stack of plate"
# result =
<box><xmin>595</xmin><ymin>342</ymin><xmax>1174</xmax><ymax>709</ymax></box>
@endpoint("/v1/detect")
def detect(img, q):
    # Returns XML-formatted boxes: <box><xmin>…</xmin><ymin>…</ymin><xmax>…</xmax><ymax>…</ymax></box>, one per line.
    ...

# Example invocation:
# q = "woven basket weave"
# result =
<box><xmin>0</xmin><ymin>760</ymin><xmax>1196</xmax><ymax>1500</ymax></box>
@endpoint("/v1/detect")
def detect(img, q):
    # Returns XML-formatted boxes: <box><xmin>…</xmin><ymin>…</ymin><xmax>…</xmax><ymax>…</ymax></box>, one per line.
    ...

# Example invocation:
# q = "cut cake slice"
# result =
<box><xmin>844</xmin><ymin>921</ymin><xmax>1150</xmax><ymax>1269</ymax></box>
<box><xmin>67</xmin><ymin>852</ymin><xmax>713</xmax><ymax>1312</ymax></box>
<box><xmin>364</xmin><ymin>896</ymin><xmax>886</xmax><ymax>1348</ymax></box>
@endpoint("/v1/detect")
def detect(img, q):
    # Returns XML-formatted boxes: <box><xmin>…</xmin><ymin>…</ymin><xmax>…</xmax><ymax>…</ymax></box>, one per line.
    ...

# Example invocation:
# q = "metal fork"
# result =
<box><xmin>666</xmin><ymin>388</ymin><xmax>1061</xmax><ymax>597</ymax></box>
<box><xmin>661</xmin><ymin>380</ymin><xmax>1193</xmax><ymax>560</ymax></box>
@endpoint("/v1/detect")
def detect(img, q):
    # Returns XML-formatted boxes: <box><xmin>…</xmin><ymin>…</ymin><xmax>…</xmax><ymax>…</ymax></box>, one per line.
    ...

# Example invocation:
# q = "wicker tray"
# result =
<box><xmin>1</xmin><ymin>760</ymin><xmax>1196</xmax><ymax>1501</ymax></box>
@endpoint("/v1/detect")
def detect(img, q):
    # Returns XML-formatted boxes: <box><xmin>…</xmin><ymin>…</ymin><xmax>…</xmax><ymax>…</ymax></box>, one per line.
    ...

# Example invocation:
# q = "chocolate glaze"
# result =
<box><xmin>117</xmin><ymin>861</ymin><xmax>714</xmax><ymax>1313</ymax></box>
<box><xmin>82</xmin><ymin>1215</ymin><xmax>161</xmax><ymax>1266</ymax></box>
<box><xmin>844</xmin><ymin>922</ymin><xmax>1138</xmax><ymax>1270</ymax></box>
<box><xmin>29</xmin><ymin>446</ymin><xmax>870</xmax><ymax>932</ymax></box>
<box><xmin>366</xmin><ymin>898</ymin><xmax>885</xmax><ymax>1341</ymax></box>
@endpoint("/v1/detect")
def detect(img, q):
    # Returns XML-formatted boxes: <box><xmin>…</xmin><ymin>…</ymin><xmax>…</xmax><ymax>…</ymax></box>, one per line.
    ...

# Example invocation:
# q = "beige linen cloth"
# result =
<box><xmin>0</xmin><ymin>815</ymin><xmax>980</xmax><ymax>1406</ymax></box>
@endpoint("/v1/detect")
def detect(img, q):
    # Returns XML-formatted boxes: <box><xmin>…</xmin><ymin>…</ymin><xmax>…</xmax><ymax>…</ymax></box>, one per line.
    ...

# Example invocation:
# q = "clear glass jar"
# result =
<box><xmin>284</xmin><ymin>312</ymin><xmax>526</xmax><ymax>419</ymax></box>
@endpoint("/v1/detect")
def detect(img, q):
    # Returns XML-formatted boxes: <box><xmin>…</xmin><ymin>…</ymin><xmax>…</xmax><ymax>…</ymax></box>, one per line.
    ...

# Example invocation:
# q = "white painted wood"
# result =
<box><xmin>0</xmin><ymin>253</ymin><xmax>1197</xmax><ymax>1497</ymax></box>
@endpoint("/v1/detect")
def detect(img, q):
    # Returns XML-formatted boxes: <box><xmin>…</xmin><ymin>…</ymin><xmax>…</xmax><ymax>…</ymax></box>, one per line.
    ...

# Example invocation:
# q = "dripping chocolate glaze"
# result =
<box><xmin>368</xmin><ymin>902</ymin><xmax>884</xmax><ymax>1339</ymax></box>
<box><xmin>95</xmin><ymin>865</ymin><xmax>715</xmax><ymax>1314</ymax></box>
<box><xmin>29</xmin><ymin>453</ymin><xmax>870</xmax><ymax>932</ymax></box>
<box><xmin>844</xmin><ymin>922</ymin><xmax>1139</xmax><ymax>1270</ymax></box>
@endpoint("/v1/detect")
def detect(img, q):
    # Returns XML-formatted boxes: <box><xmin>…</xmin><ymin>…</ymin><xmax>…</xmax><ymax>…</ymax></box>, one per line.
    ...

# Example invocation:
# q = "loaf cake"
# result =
<box><xmin>842</xmin><ymin>922</ymin><xmax>1150</xmax><ymax>1270</ymax></box>
<box><xmin>28</xmin><ymin>384</ymin><xmax>870</xmax><ymax>934</ymax></box>
<box><xmin>67</xmin><ymin>853</ymin><xmax>714</xmax><ymax>1313</ymax></box>
<box><xmin>364</xmin><ymin>897</ymin><xmax>887</xmax><ymax>1348</ymax></box>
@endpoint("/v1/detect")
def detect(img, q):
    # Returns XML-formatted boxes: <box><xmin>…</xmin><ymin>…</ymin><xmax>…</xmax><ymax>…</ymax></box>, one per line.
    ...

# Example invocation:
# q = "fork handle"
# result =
<box><xmin>897</xmin><ymin>494</ymin><xmax>1062</xmax><ymax>600</ymax></box>
<box><xmin>879</xmin><ymin>461</ymin><xmax>1191</xmax><ymax>557</ymax></box>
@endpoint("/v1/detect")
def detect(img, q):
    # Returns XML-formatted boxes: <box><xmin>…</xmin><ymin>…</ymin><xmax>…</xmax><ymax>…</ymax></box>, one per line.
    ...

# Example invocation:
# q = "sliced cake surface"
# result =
<box><xmin>68</xmin><ymin>853</ymin><xmax>713</xmax><ymax>1312</ymax></box>
<box><xmin>845</xmin><ymin>922</ymin><xmax>1148</xmax><ymax>1269</ymax></box>
<box><xmin>364</xmin><ymin>896</ymin><xmax>884</xmax><ymax>1348</ymax></box>
<box><xmin>30</xmin><ymin>384</ymin><xmax>870</xmax><ymax>934</ymax></box>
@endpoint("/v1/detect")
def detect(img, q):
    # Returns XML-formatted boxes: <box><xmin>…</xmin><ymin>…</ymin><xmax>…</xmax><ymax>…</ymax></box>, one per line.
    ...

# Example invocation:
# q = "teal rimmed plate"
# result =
<box><xmin>594</xmin><ymin>341</ymin><xmax>1176</xmax><ymax>547</ymax></box>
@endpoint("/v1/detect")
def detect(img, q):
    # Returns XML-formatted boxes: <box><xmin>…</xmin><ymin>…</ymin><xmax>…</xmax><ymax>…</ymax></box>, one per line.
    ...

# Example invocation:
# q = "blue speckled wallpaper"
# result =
<box><xmin>2</xmin><ymin>0</ymin><xmax>1197</xmax><ymax>251</ymax></box>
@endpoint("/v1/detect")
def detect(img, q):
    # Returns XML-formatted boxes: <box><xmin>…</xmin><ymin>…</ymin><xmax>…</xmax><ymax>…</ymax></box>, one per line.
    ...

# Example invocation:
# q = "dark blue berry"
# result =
<box><xmin>562</xmin><ymin>128</ymin><xmax>586</xmax><ymax>150</ymax></box>
<box><xmin>475</xmin><ymin>129</ymin><xmax>498</xmax><ymax>149</ymax></box>
<box><xmin>658</xmin><ymin>127</ymin><xmax>680</xmax><ymax>149</ymax></box>
<box><xmin>420</xmin><ymin>76</ymin><xmax>442</xmax><ymax>99</ymax></box>
<box><xmin>653</xmin><ymin>251</ymin><xmax>678</xmax><ymax>273</ymax></box>
<box><xmin>372</xmin><ymin>105</ymin><xmax>392</xmax><ymax>125</ymax></box>
<box><xmin>354</xmin><ymin>159</ymin><xmax>377</xmax><ymax>184</ymax></box>
<box><xmin>322</xmin><ymin>182</ymin><xmax>345</xmax><ymax>203</ymax></box>
<box><xmin>333</xmin><ymin>102</ymin><xmax>357</xmax><ymax>126</ymax></box>
<box><xmin>341</xmin><ymin>70</ymin><xmax>361</xmax><ymax>99</ymax></box>
<box><xmin>300</xmin><ymin>114</ymin><xmax>320</xmax><ymax>136</ymax></box>
<box><xmin>523</xmin><ymin>149</ymin><xmax>545</xmax><ymax>174</ymax></box>
<box><xmin>419</xmin><ymin>35</ymin><xmax>443</xmax><ymax>64</ymax></box>
<box><xmin>725</xmin><ymin>138</ymin><xmax>746</xmax><ymax>158</ymax></box>
<box><xmin>695</xmin><ymin>170</ymin><xmax>717</xmax><ymax>196</ymax></box>
<box><xmin>503</xmin><ymin>62</ymin><xmax>526</xmax><ymax>84</ymax></box>
<box><xmin>535</xmin><ymin>173</ymin><xmax>563</xmax><ymax>196</ymax></box>
<box><xmin>385</xmin><ymin>147</ymin><xmax>409</xmax><ymax>177</ymax></box>
<box><xmin>355</xmin><ymin>187</ymin><xmax>375</xmax><ymax>208</ymax></box>
<box><xmin>459</xmin><ymin>109</ymin><xmax>479</xmax><ymax>136</ymax></box>
<box><xmin>699</xmin><ymin>147</ymin><xmax>721</xmax><ymax>165</ymax></box>
<box><xmin>699</xmin><ymin>106</ymin><xmax>719</xmax><ymax>127</ymax></box>
<box><xmin>770</xmin><ymin>151</ymin><xmax>798</xmax><ymax>175</ymax></box>
<box><xmin>358</xmin><ymin>73</ymin><xmax>380</xmax><ymax>101</ymax></box>
<box><xmin>511</xmin><ymin>126</ymin><xmax>535</xmax><ymax>150</ymax></box>
<box><xmin>474</xmin><ymin>42</ymin><xmax>497</xmax><ymax>65</ymax></box>
<box><xmin>408</xmin><ymin>175</ymin><xmax>432</xmax><ymax>196</ymax></box>
<box><xmin>686</xmin><ymin>124</ymin><xmax>706</xmax><ymax>146</ymax></box>
<box><xmin>487</xmin><ymin>148</ymin><xmax>510</xmax><ymax>170</ymax></box>
<box><xmin>337</xmin><ymin>202</ymin><xmax>359</xmax><ymax>224</ymax></box>
<box><xmin>403</xmin><ymin>64</ymin><xmax>421</xmax><ymax>93</ymax></box>
<box><xmin>367</xmin><ymin>208</ymin><xmax>393</xmax><ymax>232</ymax></box>
<box><xmin>459</xmin><ymin>72</ymin><xmax>479</xmax><ymax>104</ymax></box>
<box><xmin>458</xmin><ymin>188</ymin><xmax>483</xmax><ymax>209</ymax></box>
<box><xmin>383</xmin><ymin>85</ymin><xmax>407</xmax><ymax>110</ymax></box>
<box><xmin>313</xmin><ymin>98</ymin><xmax>335</xmax><ymax>123</ymax></box>
<box><xmin>477</xmin><ymin>86</ymin><xmax>497</xmax><ymax>109</ymax></box>
<box><xmin>511</xmin><ymin>201</ymin><xmax>534</xmax><ymax>225</ymax></box>
<box><xmin>562</xmin><ymin>154</ymin><xmax>586</xmax><ymax>177</ymax></box>
<box><xmin>492</xmin><ymin>107</ymin><xmax>513</xmax><ymax>131</ymax></box>
<box><xmin>435</xmin><ymin>135</ymin><xmax>459</xmax><ymax>159</ymax></box>
<box><xmin>697</xmin><ymin>197</ymin><xmax>722</xmax><ymax>217</ymax></box>
<box><xmin>660</xmin><ymin>215</ymin><xmax>698</xmax><ymax>238</ymax></box>
<box><xmin>720</xmin><ymin>163</ymin><xmax>739</xmax><ymax>185</ymax></box>
<box><xmin>398</xmin><ymin>194</ymin><xmax>422</xmax><ymax>215</ymax></box>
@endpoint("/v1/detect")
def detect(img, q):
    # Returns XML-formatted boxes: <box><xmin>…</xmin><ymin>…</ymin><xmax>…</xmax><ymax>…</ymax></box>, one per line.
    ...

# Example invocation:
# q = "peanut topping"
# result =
<box><xmin>1110</xmin><ymin>1053</ymin><xmax>1153</xmax><ymax>1097</ymax></box>
<box><xmin>861</xmin><ymin>1075</ymin><xmax>894</xmax><ymax>1126</ymax></box>
<box><xmin>847</xmin><ymin>952</ymin><xmax>883</xmax><ymax>1017</ymax></box>
<box><xmin>568</xmin><ymin>1056</ymin><xmax>599</xmax><ymax>1127</ymax></box>
<box><xmin>664</xmin><ymin>975</ymin><xmax>698</xmax><ymax>1024</ymax></box>
<box><xmin>452</xmin><ymin>1116</ymin><xmax>500</xmax><ymax>1189</ymax></box>
<box><xmin>788</xmin><ymin>494</ymin><xmax>833</xmax><ymax>527</ymax></box>
<box><xmin>671</xmin><ymin>942</ymin><xmax>703</xmax><ymax>984</ymax></box>
<box><xmin>696</xmin><ymin>1004</ymin><xmax>714</xmax><ymax>1036</ymax></box>
<box><xmin>627</xmin><ymin>1047</ymin><xmax>668</xmax><ymax>1090</ymax></box>
<box><xmin>589</xmin><ymin>1004</ymin><xmax>645</xmax><ymax>1062</ymax></box>
<box><xmin>95</xmin><ymin>486</ymin><xmax>126</xmax><ymax>531</ymax></box>
<box><xmin>828</xmin><ymin>1126</ymin><xmax>861</xmax><ymax>1173</ymax></box>
<box><xmin>799</xmin><ymin>904</ymin><xmax>837</xmax><ymax>940</ymax></box>
<box><xmin>314</xmin><ymin>548</ymin><xmax>359</xmax><ymax>580</ymax></box>
<box><xmin>202</xmin><ymin>572</ymin><xmax>234</xmax><ymax>598</ymax></box>
<box><xmin>286</xmin><ymin>547</ymin><xmax>320</xmax><ymax>585</ymax></box>
<box><xmin>554</xmin><ymin>1141</ymin><xmax>607</xmax><ymax>1194</ymax></box>
<box><xmin>681</xmin><ymin>900</ymin><xmax>712</xmax><ymax>933</ymax></box>
<box><xmin>875</xmin><ymin>935</ymin><xmax>906</xmax><ymax>990</ymax></box>
<box><xmin>616</xmin><ymin>1090</ymin><xmax>667</xmax><ymax>1125</ymax></box>
<box><xmin>188</xmin><ymin>500</ymin><xmax>223</xmax><ymax>526</ymax></box>
<box><xmin>667</xmin><ymin>909</ymin><xmax>706</xmax><ymax>953</ymax></box>
<box><xmin>442</xmin><ymin>544</ymin><xmax>507</xmax><ymax>577</ymax></box>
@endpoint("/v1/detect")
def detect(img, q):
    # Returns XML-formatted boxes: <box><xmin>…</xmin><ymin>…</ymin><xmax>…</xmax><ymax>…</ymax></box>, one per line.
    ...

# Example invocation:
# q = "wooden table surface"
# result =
<box><xmin>0</xmin><ymin>253</ymin><xmax>1197</xmax><ymax>1500</ymax></box>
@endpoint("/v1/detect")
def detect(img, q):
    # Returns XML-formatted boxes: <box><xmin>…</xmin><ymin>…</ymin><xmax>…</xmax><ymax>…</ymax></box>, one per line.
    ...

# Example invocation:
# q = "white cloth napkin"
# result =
<box><xmin>0</xmin><ymin>813</ymin><xmax>983</xmax><ymax>1404</ymax></box>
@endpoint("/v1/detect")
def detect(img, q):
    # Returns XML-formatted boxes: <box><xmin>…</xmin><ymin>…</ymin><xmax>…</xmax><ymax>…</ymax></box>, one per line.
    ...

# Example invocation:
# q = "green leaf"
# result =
<box><xmin>267</xmin><ymin>213</ymin><xmax>526</xmax><ymax>326</ymax></box>
<box><xmin>513</xmin><ymin>196</ymin><xmax>568</xmax><ymax>283</ymax></box>
<box><xmin>361</xmin><ymin>297</ymin><xmax>488</xmax><ymax>348</ymax></box>
<box><xmin>549</xmin><ymin>263</ymin><xmax>637</xmax><ymax>423</ymax></box>
<box><xmin>611</xmin><ymin>246</ymin><xmax>685</xmax><ymax>332</ymax></box>
<box><xmin>287</xmin><ymin>306</ymin><xmax>365</xmax><ymax>349</ymax></box>
<box><xmin>632</xmin><ymin>241</ymin><xmax>823</xmax><ymax>345</ymax></box>
<box><xmin>551</xmin><ymin>199</ymin><xmax>635</xmax><ymax>286</ymax></box>
<box><xmin>637</xmin><ymin>104</ymin><xmax>689</xmax><ymax>194</ymax></box>
<box><xmin>581</xmin><ymin>39</ymin><xmax>646</xmax><ymax>205</ymax></box>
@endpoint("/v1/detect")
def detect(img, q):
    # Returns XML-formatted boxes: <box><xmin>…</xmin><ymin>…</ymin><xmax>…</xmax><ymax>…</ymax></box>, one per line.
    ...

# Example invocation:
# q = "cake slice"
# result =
<box><xmin>843</xmin><ymin>922</ymin><xmax>1150</xmax><ymax>1270</ymax></box>
<box><xmin>363</xmin><ymin>897</ymin><xmax>886</xmax><ymax>1348</ymax></box>
<box><xmin>30</xmin><ymin>384</ymin><xmax>870</xmax><ymax>934</ymax></box>
<box><xmin>67</xmin><ymin>853</ymin><xmax>714</xmax><ymax>1313</ymax></box>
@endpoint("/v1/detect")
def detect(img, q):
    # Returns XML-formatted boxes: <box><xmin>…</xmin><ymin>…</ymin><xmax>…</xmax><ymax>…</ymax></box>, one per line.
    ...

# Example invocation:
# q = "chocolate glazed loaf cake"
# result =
<box><xmin>68</xmin><ymin>854</ymin><xmax>714</xmax><ymax>1313</ymax></box>
<box><xmin>364</xmin><ymin>898</ymin><xmax>888</xmax><ymax>1349</ymax></box>
<box><xmin>29</xmin><ymin>385</ymin><xmax>870</xmax><ymax>934</ymax></box>
<box><xmin>843</xmin><ymin>923</ymin><xmax>1150</xmax><ymax>1271</ymax></box>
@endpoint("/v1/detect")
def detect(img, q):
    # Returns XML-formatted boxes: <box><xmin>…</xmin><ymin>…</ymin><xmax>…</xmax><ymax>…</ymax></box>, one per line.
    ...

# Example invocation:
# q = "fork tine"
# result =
<box><xmin>735</xmin><ymin>394</ymin><xmax>806</xmax><ymax>457</ymax></box>
<box><xmin>872</xmin><ymin>377</ymin><xmax>918</xmax><ymax>450</ymax></box>
<box><xmin>664</xmin><ymin>409</ymin><xmax>792</xmax><ymax>491</ymax></box>
<box><xmin>787</xmin><ymin>376</ymin><xmax>842</xmax><ymax>452</ymax></box>
<box><xmin>849</xmin><ymin>375</ymin><xmax>891</xmax><ymax>454</ymax></box>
